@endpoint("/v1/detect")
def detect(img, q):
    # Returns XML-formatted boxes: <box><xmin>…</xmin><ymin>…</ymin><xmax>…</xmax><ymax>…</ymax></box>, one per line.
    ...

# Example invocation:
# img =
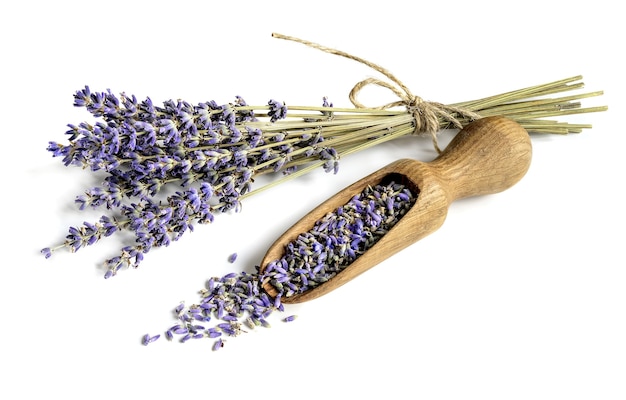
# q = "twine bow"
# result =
<box><xmin>272</xmin><ymin>33</ymin><xmax>481</xmax><ymax>153</ymax></box>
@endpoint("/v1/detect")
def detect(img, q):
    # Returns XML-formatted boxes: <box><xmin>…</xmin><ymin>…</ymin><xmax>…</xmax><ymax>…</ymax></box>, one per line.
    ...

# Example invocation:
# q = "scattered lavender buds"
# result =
<box><xmin>153</xmin><ymin>271</ymin><xmax>281</xmax><ymax>350</ymax></box>
<box><xmin>149</xmin><ymin>181</ymin><xmax>416</xmax><ymax>350</ymax></box>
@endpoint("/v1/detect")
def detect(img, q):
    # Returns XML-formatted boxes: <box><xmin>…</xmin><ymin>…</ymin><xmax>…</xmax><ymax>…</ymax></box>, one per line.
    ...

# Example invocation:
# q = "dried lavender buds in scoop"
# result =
<box><xmin>259</xmin><ymin>181</ymin><xmax>416</xmax><ymax>300</ymax></box>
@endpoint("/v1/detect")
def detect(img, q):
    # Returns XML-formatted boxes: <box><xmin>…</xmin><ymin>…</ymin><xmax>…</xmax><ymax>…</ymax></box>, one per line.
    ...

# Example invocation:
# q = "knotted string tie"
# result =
<box><xmin>272</xmin><ymin>33</ymin><xmax>482</xmax><ymax>153</ymax></box>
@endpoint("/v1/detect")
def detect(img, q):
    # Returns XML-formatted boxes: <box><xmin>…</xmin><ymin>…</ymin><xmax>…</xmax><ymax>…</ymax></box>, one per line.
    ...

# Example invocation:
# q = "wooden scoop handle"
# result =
<box><xmin>431</xmin><ymin>116</ymin><xmax>532</xmax><ymax>201</ymax></box>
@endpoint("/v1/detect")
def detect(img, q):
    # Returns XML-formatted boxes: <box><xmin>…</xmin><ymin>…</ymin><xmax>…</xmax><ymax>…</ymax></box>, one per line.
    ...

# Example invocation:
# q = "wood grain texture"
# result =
<box><xmin>260</xmin><ymin>116</ymin><xmax>532</xmax><ymax>303</ymax></box>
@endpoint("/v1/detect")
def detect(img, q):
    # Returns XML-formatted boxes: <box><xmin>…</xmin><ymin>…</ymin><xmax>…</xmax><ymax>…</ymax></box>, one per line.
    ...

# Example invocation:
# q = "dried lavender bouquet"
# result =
<box><xmin>41</xmin><ymin>34</ymin><xmax>607</xmax><ymax>278</ymax></box>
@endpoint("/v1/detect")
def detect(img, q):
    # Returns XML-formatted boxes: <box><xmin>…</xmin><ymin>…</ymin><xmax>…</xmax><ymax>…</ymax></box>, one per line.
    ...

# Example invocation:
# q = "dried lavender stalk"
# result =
<box><xmin>144</xmin><ymin>181</ymin><xmax>416</xmax><ymax>349</ymax></box>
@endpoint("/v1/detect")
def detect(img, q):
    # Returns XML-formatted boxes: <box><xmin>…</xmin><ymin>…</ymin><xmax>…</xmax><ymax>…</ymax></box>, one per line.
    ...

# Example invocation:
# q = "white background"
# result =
<box><xmin>1</xmin><ymin>1</ymin><xmax>624</xmax><ymax>399</ymax></box>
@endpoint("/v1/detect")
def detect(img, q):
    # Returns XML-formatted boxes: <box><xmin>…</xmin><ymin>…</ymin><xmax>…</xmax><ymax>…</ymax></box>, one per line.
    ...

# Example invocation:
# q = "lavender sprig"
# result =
<box><xmin>44</xmin><ymin>87</ymin><xmax>415</xmax><ymax>277</ymax></box>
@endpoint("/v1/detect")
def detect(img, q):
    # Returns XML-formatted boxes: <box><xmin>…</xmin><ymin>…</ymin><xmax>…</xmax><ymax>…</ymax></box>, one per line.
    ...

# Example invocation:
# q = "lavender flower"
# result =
<box><xmin>47</xmin><ymin>88</ymin><xmax>399</xmax><ymax>278</ymax></box>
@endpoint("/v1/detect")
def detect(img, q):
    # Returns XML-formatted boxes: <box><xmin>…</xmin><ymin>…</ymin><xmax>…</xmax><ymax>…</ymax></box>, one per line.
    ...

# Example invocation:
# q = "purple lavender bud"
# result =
<box><xmin>173</xmin><ymin>327</ymin><xmax>189</xmax><ymax>335</ymax></box>
<box><xmin>142</xmin><ymin>334</ymin><xmax>160</xmax><ymax>346</ymax></box>
<box><xmin>267</xmin><ymin>99</ymin><xmax>288</xmax><ymax>122</ymax></box>
<box><xmin>141</xmin><ymin>334</ymin><xmax>150</xmax><ymax>346</ymax></box>
<box><xmin>283</xmin><ymin>315</ymin><xmax>297</xmax><ymax>322</ymax></box>
<box><xmin>41</xmin><ymin>248</ymin><xmax>52</xmax><ymax>259</ymax></box>
<box><xmin>227</xmin><ymin>253</ymin><xmax>237</xmax><ymax>263</ymax></box>
<box><xmin>75</xmin><ymin>196</ymin><xmax>87</xmax><ymax>211</ymax></box>
<box><xmin>207</xmin><ymin>329</ymin><xmax>222</xmax><ymax>339</ymax></box>
<box><xmin>221</xmin><ymin>326</ymin><xmax>236</xmax><ymax>336</ymax></box>
<box><xmin>212</xmin><ymin>338</ymin><xmax>223</xmax><ymax>351</ymax></box>
<box><xmin>273</xmin><ymin>293</ymin><xmax>282</xmax><ymax>309</ymax></box>
<box><xmin>398</xmin><ymin>192</ymin><xmax>411</xmax><ymax>202</ymax></box>
<box><xmin>216</xmin><ymin>323</ymin><xmax>232</xmax><ymax>330</ymax></box>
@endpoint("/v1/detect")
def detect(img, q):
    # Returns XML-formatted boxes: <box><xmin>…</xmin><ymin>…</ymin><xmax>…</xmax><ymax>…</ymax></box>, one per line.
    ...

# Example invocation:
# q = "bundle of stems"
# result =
<box><xmin>42</xmin><ymin>35</ymin><xmax>607</xmax><ymax>278</ymax></box>
<box><xmin>245</xmin><ymin>74</ymin><xmax>606</xmax><ymax>197</ymax></box>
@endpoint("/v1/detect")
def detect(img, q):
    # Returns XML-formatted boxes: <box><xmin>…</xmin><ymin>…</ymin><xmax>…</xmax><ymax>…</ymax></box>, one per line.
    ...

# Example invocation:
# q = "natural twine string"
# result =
<box><xmin>272</xmin><ymin>33</ymin><xmax>481</xmax><ymax>153</ymax></box>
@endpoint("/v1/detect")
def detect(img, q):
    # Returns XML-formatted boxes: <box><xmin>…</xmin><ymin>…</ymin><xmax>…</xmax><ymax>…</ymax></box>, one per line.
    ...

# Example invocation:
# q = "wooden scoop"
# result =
<box><xmin>259</xmin><ymin>116</ymin><xmax>532</xmax><ymax>303</ymax></box>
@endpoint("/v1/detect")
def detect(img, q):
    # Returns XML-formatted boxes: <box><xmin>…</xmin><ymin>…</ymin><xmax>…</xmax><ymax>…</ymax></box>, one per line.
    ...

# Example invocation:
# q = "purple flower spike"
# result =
<box><xmin>47</xmin><ymin>88</ymin><xmax>352</xmax><ymax>280</ymax></box>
